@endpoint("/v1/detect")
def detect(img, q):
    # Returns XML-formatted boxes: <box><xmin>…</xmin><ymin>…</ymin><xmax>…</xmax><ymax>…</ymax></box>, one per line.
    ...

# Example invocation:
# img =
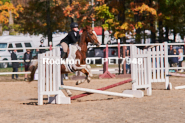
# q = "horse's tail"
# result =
<box><xmin>28</xmin><ymin>61</ymin><xmax>38</xmax><ymax>82</ymax></box>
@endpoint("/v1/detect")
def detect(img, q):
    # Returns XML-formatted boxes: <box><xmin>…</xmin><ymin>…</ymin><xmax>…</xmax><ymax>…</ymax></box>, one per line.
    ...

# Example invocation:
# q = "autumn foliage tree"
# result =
<box><xmin>0</xmin><ymin>0</ymin><xmax>22</xmax><ymax>35</ymax></box>
<box><xmin>98</xmin><ymin>1</ymin><xmax>157</xmax><ymax>43</ymax></box>
<box><xmin>12</xmin><ymin>0</ymin><xmax>185</xmax><ymax>43</ymax></box>
<box><xmin>63</xmin><ymin>0</ymin><xmax>157</xmax><ymax>43</ymax></box>
<box><xmin>16</xmin><ymin>0</ymin><xmax>70</xmax><ymax>44</ymax></box>
<box><xmin>63</xmin><ymin>0</ymin><xmax>94</xmax><ymax>27</ymax></box>
<box><xmin>157</xmin><ymin>0</ymin><xmax>185</xmax><ymax>42</ymax></box>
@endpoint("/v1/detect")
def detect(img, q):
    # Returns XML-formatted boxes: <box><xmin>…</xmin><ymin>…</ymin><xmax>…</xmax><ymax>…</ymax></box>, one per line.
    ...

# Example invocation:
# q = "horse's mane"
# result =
<box><xmin>79</xmin><ymin>26</ymin><xmax>92</xmax><ymax>45</ymax></box>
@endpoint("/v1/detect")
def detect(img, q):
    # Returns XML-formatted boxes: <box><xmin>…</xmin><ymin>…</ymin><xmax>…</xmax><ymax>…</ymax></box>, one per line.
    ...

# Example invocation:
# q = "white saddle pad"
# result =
<box><xmin>68</xmin><ymin>44</ymin><xmax>81</xmax><ymax>59</ymax></box>
<box><xmin>64</xmin><ymin>44</ymin><xmax>81</xmax><ymax>72</ymax></box>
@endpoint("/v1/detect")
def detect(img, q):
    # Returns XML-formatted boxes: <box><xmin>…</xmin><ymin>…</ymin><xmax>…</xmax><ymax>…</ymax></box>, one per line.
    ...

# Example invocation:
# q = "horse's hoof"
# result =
<box><xmin>66</xmin><ymin>90</ymin><xmax>72</xmax><ymax>97</ymax></box>
<box><xmin>89</xmin><ymin>73</ymin><xmax>93</xmax><ymax>77</ymax></box>
<box><xmin>87</xmin><ymin>77</ymin><xmax>91</xmax><ymax>83</ymax></box>
<box><xmin>76</xmin><ymin>80</ymin><xmax>80</xmax><ymax>85</ymax></box>
<box><xmin>68</xmin><ymin>94</ymin><xmax>72</xmax><ymax>97</ymax></box>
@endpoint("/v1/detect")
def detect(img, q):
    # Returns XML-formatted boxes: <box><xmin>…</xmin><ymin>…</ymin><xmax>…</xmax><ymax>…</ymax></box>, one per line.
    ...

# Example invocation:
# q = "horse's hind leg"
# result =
<box><xmin>76</xmin><ymin>76</ymin><xmax>89</xmax><ymax>85</ymax></box>
<box><xmin>85</xmin><ymin>65</ymin><xmax>92</xmax><ymax>82</ymax></box>
<box><xmin>81</xmin><ymin>65</ymin><xmax>92</xmax><ymax>83</ymax></box>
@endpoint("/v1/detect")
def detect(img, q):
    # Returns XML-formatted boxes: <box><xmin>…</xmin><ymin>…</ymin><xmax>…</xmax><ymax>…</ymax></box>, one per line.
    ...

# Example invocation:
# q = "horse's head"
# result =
<box><xmin>82</xmin><ymin>26</ymin><xmax>101</xmax><ymax>47</ymax></box>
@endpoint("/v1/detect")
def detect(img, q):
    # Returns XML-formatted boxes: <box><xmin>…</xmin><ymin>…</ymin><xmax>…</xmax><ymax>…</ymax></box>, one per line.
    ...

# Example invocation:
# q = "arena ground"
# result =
<box><xmin>0</xmin><ymin>76</ymin><xmax>185</xmax><ymax>123</ymax></box>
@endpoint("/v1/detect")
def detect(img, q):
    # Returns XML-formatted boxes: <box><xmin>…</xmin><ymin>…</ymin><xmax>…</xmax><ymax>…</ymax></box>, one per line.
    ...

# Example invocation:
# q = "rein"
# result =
<box><xmin>86</xmin><ymin>31</ymin><xmax>95</xmax><ymax>45</ymax></box>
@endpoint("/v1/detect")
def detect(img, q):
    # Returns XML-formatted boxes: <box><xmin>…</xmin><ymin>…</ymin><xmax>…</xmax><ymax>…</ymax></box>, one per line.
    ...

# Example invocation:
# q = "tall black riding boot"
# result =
<box><xmin>61</xmin><ymin>52</ymin><xmax>67</xmax><ymax>59</ymax></box>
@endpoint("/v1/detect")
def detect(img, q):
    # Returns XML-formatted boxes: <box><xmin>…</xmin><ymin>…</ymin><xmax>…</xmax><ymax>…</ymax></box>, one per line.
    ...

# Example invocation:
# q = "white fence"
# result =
<box><xmin>0</xmin><ymin>47</ymin><xmax>52</xmax><ymax>75</ymax></box>
<box><xmin>130</xmin><ymin>42</ymin><xmax>185</xmax><ymax>91</ymax></box>
<box><xmin>38</xmin><ymin>47</ymin><xmax>70</xmax><ymax>105</ymax></box>
<box><xmin>0</xmin><ymin>42</ymin><xmax>185</xmax><ymax>79</ymax></box>
<box><xmin>131</xmin><ymin>45</ymin><xmax>152</xmax><ymax>95</ymax></box>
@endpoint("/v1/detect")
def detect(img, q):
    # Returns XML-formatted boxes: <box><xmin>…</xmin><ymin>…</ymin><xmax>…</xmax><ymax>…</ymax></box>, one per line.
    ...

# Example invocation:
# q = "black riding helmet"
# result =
<box><xmin>40</xmin><ymin>39</ymin><xmax>44</xmax><ymax>43</ymax></box>
<box><xmin>70</xmin><ymin>22</ymin><xmax>78</xmax><ymax>28</ymax></box>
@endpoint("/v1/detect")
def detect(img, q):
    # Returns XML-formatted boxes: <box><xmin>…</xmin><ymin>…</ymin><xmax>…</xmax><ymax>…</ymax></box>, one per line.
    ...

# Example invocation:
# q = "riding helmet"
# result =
<box><xmin>70</xmin><ymin>22</ymin><xmax>78</xmax><ymax>28</ymax></box>
<box><xmin>40</xmin><ymin>39</ymin><xmax>44</xmax><ymax>43</ymax></box>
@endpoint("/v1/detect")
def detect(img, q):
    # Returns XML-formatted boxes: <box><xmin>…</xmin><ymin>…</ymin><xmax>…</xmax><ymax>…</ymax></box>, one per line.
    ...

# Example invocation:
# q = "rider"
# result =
<box><xmin>39</xmin><ymin>39</ymin><xmax>46</xmax><ymax>54</ymax></box>
<box><xmin>60</xmin><ymin>22</ymin><xmax>80</xmax><ymax>59</ymax></box>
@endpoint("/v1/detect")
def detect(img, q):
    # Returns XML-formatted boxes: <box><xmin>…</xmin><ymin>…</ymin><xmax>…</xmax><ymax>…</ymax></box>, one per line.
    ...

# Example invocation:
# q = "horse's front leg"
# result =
<box><xmin>76</xmin><ymin>74</ymin><xmax>91</xmax><ymax>85</ymax></box>
<box><xmin>65</xmin><ymin>89</ymin><xmax>72</xmax><ymax>97</ymax></box>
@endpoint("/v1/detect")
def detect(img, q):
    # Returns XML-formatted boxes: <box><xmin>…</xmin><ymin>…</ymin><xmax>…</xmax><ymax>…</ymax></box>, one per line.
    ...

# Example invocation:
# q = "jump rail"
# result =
<box><xmin>60</xmin><ymin>85</ymin><xmax>134</xmax><ymax>98</ymax></box>
<box><xmin>0</xmin><ymin>47</ymin><xmax>53</xmax><ymax>50</ymax></box>
<box><xmin>0</xmin><ymin>60</ymin><xmax>37</xmax><ymax>63</ymax></box>
<box><xmin>70</xmin><ymin>79</ymin><xmax>132</xmax><ymax>100</ymax></box>
<box><xmin>0</xmin><ymin>72</ymin><xmax>31</xmax><ymax>75</ymax></box>
<box><xmin>175</xmin><ymin>85</ymin><xmax>185</xmax><ymax>89</ymax></box>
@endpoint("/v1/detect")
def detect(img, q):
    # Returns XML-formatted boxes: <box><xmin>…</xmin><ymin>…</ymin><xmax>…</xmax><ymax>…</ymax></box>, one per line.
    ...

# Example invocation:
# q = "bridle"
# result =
<box><xmin>86</xmin><ymin>31</ymin><xmax>96</xmax><ymax>45</ymax></box>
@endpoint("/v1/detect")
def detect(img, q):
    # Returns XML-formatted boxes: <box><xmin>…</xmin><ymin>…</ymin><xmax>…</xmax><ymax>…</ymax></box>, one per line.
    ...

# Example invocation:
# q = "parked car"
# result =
<box><xmin>0</xmin><ymin>36</ymin><xmax>36</xmax><ymax>68</ymax></box>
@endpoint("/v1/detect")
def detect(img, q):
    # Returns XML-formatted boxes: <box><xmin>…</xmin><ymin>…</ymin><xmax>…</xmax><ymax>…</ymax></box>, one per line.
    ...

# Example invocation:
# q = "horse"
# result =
<box><xmin>28</xmin><ymin>26</ymin><xmax>101</xmax><ymax>96</ymax></box>
<box><xmin>78</xmin><ymin>26</ymin><xmax>100</xmax><ymax>62</ymax></box>
<box><xmin>73</xmin><ymin>26</ymin><xmax>102</xmax><ymax>85</ymax></box>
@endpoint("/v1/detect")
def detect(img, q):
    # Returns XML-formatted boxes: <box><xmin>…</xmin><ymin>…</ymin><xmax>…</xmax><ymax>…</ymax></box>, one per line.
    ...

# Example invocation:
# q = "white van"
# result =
<box><xmin>0</xmin><ymin>36</ymin><xmax>36</xmax><ymax>68</ymax></box>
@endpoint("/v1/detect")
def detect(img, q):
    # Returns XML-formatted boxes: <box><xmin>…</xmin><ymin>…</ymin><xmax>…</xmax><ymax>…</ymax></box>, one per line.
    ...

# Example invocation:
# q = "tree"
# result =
<box><xmin>63</xmin><ymin>0</ymin><xmax>94</xmax><ymax>27</ymax></box>
<box><xmin>156</xmin><ymin>0</ymin><xmax>185</xmax><ymax>42</ymax></box>
<box><xmin>0</xmin><ymin>0</ymin><xmax>22</xmax><ymax>35</ymax></box>
<box><xmin>99</xmin><ymin>2</ymin><xmax>156</xmax><ymax>43</ymax></box>
<box><xmin>16</xmin><ymin>0</ymin><xmax>69</xmax><ymax>45</ymax></box>
<box><xmin>14</xmin><ymin>0</ymin><xmax>185</xmax><ymax>44</ymax></box>
<box><xmin>63</xmin><ymin>0</ymin><xmax>113</xmax><ymax>44</ymax></box>
<box><xmin>63</xmin><ymin>0</ymin><xmax>158</xmax><ymax>43</ymax></box>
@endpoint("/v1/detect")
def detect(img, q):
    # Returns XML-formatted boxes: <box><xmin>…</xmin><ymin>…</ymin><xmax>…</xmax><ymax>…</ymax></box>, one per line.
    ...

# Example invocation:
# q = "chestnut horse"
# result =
<box><xmin>74</xmin><ymin>26</ymin><xmax>101</xmax><ymax>85</ymax></box>
<box><xmin>28</xmin><ymin>26</ymin><xmax>100</xmax><ymax>95</ymax></box>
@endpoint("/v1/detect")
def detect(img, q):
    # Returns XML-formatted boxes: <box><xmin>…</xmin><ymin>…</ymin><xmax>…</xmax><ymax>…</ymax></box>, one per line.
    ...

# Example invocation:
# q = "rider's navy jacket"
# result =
<box><xmin>60</xmin><ymin>30</ymin><xmax>80</xmax><ymax>45</ymax></box>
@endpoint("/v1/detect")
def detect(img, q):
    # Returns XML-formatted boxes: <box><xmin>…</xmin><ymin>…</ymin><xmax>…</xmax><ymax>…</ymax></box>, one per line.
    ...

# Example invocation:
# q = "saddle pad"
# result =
<box><xmin>68</xmin><ymin>44</ymin><xmax>80</xmax><ymax>59</ymax></box>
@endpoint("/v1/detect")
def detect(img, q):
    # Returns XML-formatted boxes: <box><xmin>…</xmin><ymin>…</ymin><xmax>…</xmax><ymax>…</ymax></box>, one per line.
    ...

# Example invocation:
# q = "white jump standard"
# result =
<box><xmin>38</xmin><ymin>47</ymin><xmax>70</xmax><ymax>105</ymax></box>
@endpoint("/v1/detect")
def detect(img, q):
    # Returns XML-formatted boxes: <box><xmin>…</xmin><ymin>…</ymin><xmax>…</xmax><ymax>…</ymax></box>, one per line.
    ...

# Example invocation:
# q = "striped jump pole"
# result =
<box><xmin>70</xmin><ymin>79</ymin><xmax>132</xmax><ymax>100</ymax></box>
<box><xmin>0</xmin><ymin>72</ymin><xmax>31</xmax><ymax>75</ymax></box>
<box><xmin>167</xmin><ymin>73</ymin><xmax>185</xmax><ymax>77</ymax></box>
<box><xmin>118</xmin><ymin>39</ymin><xmax>121</xmax><ymax>74</ymax></box>
<box><xmin>49</xmin><ymin>41</ymin><xmax>52</xmax><ymax>51</ymax></box>
<box><xmin>99</xmin><ymin>44</ymin><xmax>115</xmax><ymax>78</ymax></box>
<box><xmin>175</xmin><ymin>85</ymin><xmax>185</xmax><ymax>90</ymax></box>
<box><xmin>59</xmin><ymin>85</ymin><xmax>134</xmax><ymax>98</ymax></box>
